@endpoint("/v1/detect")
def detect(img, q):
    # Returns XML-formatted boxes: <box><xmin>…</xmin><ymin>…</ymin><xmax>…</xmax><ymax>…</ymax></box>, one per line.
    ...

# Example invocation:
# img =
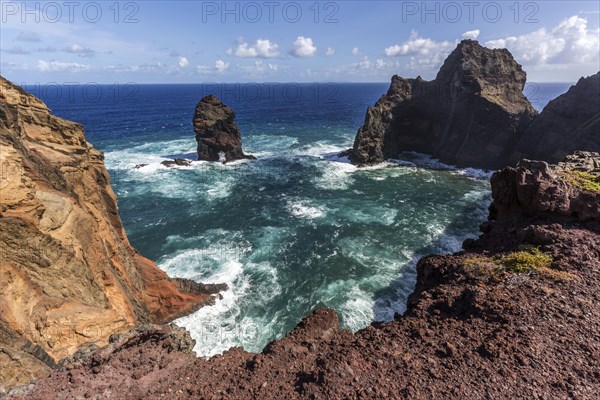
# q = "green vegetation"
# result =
<box><xmin>497</xmin><ymin>247</ymin><xmax>553</xmax><ymax>273</ymax></box>
<box><xmin>560</xmin><ymin>170</ymin><xmax>600</xmax><ymax>192</ymax></box>
<box><xmin>463</xmin><ymin>247</ymin><xmax>570</xmax><ymax>280</ymax></box>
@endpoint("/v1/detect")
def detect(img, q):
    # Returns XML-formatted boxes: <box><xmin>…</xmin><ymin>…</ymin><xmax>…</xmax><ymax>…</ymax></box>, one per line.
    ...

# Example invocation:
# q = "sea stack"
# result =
<box><xmin>193</xmin><ymin>95</ymin><xmax>255</xmax><ymax>162</ymax></box>
<box><xmin>349</xmin><ymin>40</ymin><xmax>538</xmax><ymax>169</ymax></box>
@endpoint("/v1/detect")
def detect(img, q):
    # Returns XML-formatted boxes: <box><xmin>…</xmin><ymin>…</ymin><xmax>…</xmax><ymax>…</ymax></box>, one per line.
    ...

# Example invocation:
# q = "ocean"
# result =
<box><xmin>28</xmin><ymin>81</ymin><xmax>573</xmax><ymax>356</ymax></box>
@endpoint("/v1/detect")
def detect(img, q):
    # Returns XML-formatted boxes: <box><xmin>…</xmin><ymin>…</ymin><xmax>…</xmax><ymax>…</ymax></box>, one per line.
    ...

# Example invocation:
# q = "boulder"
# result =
<box><xmin>161</xmin><ymin>158</ymin><xmax>192</xmax><ymax>167</ymax></box>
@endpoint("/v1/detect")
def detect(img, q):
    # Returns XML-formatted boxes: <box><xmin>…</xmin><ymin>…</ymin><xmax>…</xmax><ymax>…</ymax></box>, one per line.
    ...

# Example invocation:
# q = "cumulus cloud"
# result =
<box><xmin>485</xmin><ymin>16</ymin><xmax>599</xmax><ymax>65</ymax></box>
<box><xmin>197</xmin><ymin>60</ymin><xmax>230</xmax><ymax>74</ymax></box>
<box><xmin>63</xmin><ymin>44</ymin><xmax>95</xmax><ymax>57</ymax></box>
<box><xmin>355</xmin><ymin>56</ymin><xmax>370</xmax><ymax>70</ymax></box>
<box><xmin>326</xmin><ymin>47</ymin><xmax>335</xmax><ymax>56</ymax></box>
<box><xmin>384</xmin><ymin>31</ymin><xmax>454</xmax><ymax>58</ymax></box>
<box><xmin>37</xmin><ymin>60</ymin><xmax>90</xmax><ymax>72</ymax></box>
<box><xmin>215</xmin><ymin>59</ymin><xmax>229</xmax><ymax>72</ymax></box>
<box><xmin>352</xmin><ymin>47</ymin><xmax>361</xmax><ymax>56</ymax></box>
<box><xmin>230</xmin><ymin>39</ymin><xmax>280</xmax><ymax>58</ymax></box>
<box><xmin>254</xmin><ymin>60</ymin><xmax>278</xmax><ymax>72</ymax></box>
<box><xmin>178</xmin><ymin>57</ymin><xmax>189</xmax><ymax>68</ymax></box>
<box><xmin>383</xmin><ymin>31</ymin><xmax>456</xmax><ymax>70</ymax></box>
<box><xmin>290</xmin><ymin>36</ymin><xmax>317</xmax><ymax>57</ymax></box>
<box><xmin>196</xmin><ymin>65</ymin><xmax>212</xmax><ymax>74</ymax></box>
<box><xmin>240</xmin><ymin>60</ymin><xmax>279</xmax><ymax>75</ymax></box>
<box><xmin>16</xmin><ymin>31</ymin><xmax>41</xmax><ymax>42</ymax></box>
<box><xmin>462</xmin><ymin>30</ymin><xmax>480</xmax><ymax>40</ymax></box>
<box><xmin>3</xmin><ymin>46</ymin><xmax>30</xmax><ymax>55</ymax></box>
<box><xmin>352</xmin><ymin>56</ymin><xmax>399</xmax><ymax>71</ymax></box>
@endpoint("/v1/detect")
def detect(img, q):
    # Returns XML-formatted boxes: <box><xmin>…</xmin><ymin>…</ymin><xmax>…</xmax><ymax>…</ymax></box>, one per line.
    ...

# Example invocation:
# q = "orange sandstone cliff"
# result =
<box><xmin>0</xmin><ymin>76</ymin><xmax>225</xmax><ymax>388</ymax></box>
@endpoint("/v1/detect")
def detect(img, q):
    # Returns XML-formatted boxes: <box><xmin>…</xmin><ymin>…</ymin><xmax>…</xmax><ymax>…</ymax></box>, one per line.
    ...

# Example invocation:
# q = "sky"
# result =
<box><xmin>1</xmin><ymin>1</ymin><xmax>599</xmax><ymax>84</ymax></box>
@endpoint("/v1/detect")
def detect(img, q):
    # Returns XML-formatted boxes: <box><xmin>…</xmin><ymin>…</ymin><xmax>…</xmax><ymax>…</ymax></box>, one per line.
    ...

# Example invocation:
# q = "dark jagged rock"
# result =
<box><xmin>350</xmin><ymin>40</ymin><xmax>538</xmax><ymax>169</ymax></box>
<box><xmin>193</xmin><ymin>95</ymin><xmax>256</xmax><ymax>162</ymax></box>
<box><xmin>171</xmin><ymin>277</ymin><xmax>227</xmax><ymax>295</ymax></box>
<box><xmin>488</xmin><ymin>151</ymin><xmax>600</xmax><ymax>224</ymax></box>
<box><xmin>511</xmin><ymin>73</ymin><xmax>600</xmax><ymax>164</ymax></box>
<box><xmin>12</xmin><ymin>154</ymin><xmax>600</xmax><ymax>399</ymax></box>
<box><xmin>160</xmin><ymin>158</ymin><xmax>192</xmax><ymax>167</ymax></box>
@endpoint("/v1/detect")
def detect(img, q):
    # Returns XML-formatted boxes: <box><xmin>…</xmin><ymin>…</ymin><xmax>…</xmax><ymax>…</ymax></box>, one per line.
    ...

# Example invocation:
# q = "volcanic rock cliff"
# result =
<box><xmin>350</xmin><ymin>40</ymin><xmax>538</xmax><ymax>169</ymax></box>
<box><xmin>193</xmin><ymin>95</ymin><xmax>255</xmax><ymax>162</ymax></box>
<box><xmin>511</xmin><ymin>72</ymin><xmax>600</xmax><ymax>164</ymax></box>
<box><xmin>0</xmin><ymin>77</ymin><xmax>225</xmax><ymax>389</ymax></box>
<box><xmin>12</xmin><ymin>152</ymin><xmax>600</xmax><ymax>399</ymax></box>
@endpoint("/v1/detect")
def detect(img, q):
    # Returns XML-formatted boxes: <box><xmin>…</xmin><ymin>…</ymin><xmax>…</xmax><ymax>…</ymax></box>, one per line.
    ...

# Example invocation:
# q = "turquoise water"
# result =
<box><xmin>31</xmin><ymin>82</ymin><xmax>571</xmax><ymax>356</ymax></box>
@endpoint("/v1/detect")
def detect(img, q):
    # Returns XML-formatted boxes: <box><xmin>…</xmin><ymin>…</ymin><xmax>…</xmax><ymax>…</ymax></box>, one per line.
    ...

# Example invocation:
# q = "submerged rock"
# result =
<box><xmin>350</xmin><ymin>40</ymin><xmax>538</xmax><ymax>169</ymax></box>
<box><xmin>193</xmin><ymin>95</ymin><xmax>256</xmax><ymax>162</ymax></box>
<box><xmin>161</xmin><ymin>158</ymin><xmax>192</xmax><ymax>167</ymax></box>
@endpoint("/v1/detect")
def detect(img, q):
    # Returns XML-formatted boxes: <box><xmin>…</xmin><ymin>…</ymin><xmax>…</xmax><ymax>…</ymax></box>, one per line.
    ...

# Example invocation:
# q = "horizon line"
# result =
<box><xmin>17</xmin><ymin>81</ymin><xmax>578</xmax><ymax>85</ymax></box>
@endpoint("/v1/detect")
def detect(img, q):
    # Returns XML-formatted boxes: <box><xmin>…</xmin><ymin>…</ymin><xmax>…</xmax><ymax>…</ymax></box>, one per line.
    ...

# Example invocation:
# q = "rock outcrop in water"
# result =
<box><xmin>11</xmin><ymin>152</ymin><xmax>600</xmax><ymax>399</ymax></box>
<box><xmin>0</xmin><ymin>76</ymin><xmax>226</xmax><ymax>389</ymax></box>
<box><xmin>511</xmin><ymin>72</ymin><xmax>600</xmax><ymax>164</ymax></box>
<box><xmin>349</xmin><ymin>40</ymin><xmax>538</xmax><ymax>169</ymax></box>
<box><xmin>193</xmin><ymin>95</ymin><xmax>255</xmax><ymax>162</ymax></box>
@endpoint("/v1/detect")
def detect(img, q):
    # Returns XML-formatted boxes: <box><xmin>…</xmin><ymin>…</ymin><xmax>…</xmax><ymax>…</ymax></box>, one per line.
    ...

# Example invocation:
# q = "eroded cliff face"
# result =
<box><xmin>350</xmin><ymin>40</ymin><xmax>538</xmax><ymax>169</ymax></box>
<box><xmin>0</xmin><ymin>77</ymin><xmax>225</xmax><ymax>388</ymax></box>
<box><xmin>13</xmin><ymin>153</ymin><xmax>600</xmax><ymax>399</ymax></box>
<box><xmin>511</xmin><ymin>72</ymin><xmax>600</xmax><ymax>164</ymax></box>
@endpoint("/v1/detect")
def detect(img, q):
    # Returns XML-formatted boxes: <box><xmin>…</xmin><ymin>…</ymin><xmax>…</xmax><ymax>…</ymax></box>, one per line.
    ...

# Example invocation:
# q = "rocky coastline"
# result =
<box><xmin>6</xmin><ymin>151</ymin><xmax>599</xmax><ymax>399</ymax></box>
<box><xmin>1</xmin><ymin>60</ymin><xmax>599</xmax><ymax>398</ymax></box>
<box><xmin>0</xmin><ymin>76</ymin><xmax>226</xmax><ymax>391</ymax></box>
<box><xmin>348</xmin><ymin>40</ymin><xmax>599</xmax><ymax>169</ymax></box>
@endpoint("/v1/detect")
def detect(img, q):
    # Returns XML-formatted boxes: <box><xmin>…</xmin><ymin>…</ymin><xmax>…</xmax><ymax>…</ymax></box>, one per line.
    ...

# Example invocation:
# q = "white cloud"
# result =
<box><xmin>232</xmin><ymin>39</ymin><xmax>280</xmax><ymax>58</ymax></box>
<box><xmin>63</xmin><ymin>44</ymin><xmax>95</xmax><ymax>57</ymax></box>
<box><xmin>352</xmin><ymin>56</ymin><xmax>399</xmax><ymax>72</ymax></box>
<box><xmin>241</xmin><ymin>60</ymin><xmax>279</xmax><ymax>75</ymax></box>
<box><xmin>356</xmin><ymin>56</ymin><xmax>370</xmax><ymax>70</ymax></box>
<box><xmin>290</xmin><ymin>36</ymin><xmax>317</xmax><ymax>57</ymax></box>
<box><xmin>37</xmin><ymin>60</ymin><xmax>90</xmax><ymax>72</ymax></box>
<box><xmin>196</xmin><ymin>65</ymin><xmax>212</xmax><ymax>74</ymax></box>
<box><xmin>374</xmin><ymin>58</ymin><xmax>386</xmax><ymax>69</ymax></box>
<box><xmin>178</xmin><ymin>57</ymin><xmax>190</xmax><ymax>68</ymax></box>
<box><xmin>352</xmin><ymin>47</ymin><xmax>361</xmax><ymax>56</ymax></box>
<box><xmin>326</xmin><ymin>47</ymin><xmax>335</xmax><ymax>56</ymax></box>
<box><xmin>383</xmin><ymin>31</ymin><xmax>456</xmax><ymax>70</ymax></box>
<box><xmin>3</xmin><ymin>46</ymin><xmax>30</xmax><ymax>55</ymax></box>
<box><xmin>215</xmin><ymin>59</ymin><xmax>229</xmax><ymax>72</ymax></box>
<box><xmin>485</xmin><ymin>16</ymin><xmax>599</xmax><ymax>66</ymax></box>
<box><xmin>462</xmin><ymin>30</ymin><xmax>480</xmax><ymax>40</ymax></box>
<box><xmin>384</xmin><ymin>31</ymin><xmax>454</xmax><ymax>58</ymax></box>
<box><xmin>16</xmin><ymin>31</ymin><xmax>41</xmax><ymax>42</ymax></box>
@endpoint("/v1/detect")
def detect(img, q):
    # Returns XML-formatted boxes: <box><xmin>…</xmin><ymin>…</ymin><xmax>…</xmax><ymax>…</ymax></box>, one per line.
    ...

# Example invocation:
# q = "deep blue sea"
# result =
<box><xmin>28</xmin><ymin>82</ymin><xmax>572</xmax><ymax>356</ymax></box>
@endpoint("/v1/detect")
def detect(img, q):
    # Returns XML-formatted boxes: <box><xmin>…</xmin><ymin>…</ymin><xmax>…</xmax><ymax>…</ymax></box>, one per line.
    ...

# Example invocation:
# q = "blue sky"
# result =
<box><xmin>1</xmin><ymin>1</ymin><xmax>599</xmax><ymax>83</ymax></box>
